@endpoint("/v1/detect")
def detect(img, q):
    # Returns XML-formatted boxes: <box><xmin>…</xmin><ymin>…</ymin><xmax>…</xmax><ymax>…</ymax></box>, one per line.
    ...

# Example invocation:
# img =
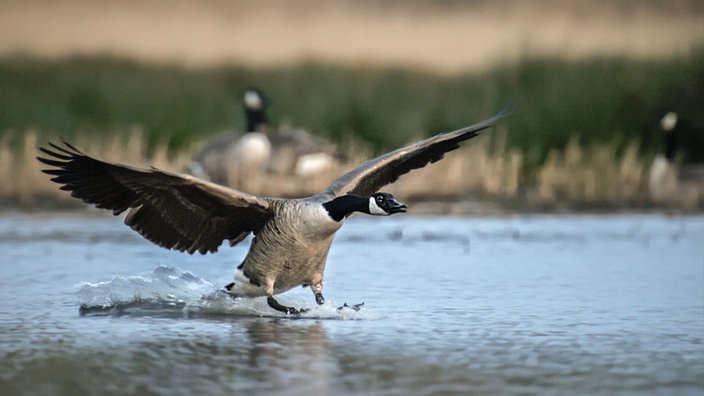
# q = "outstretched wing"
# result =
<box><xmin>38</xmin><ymin>142</ymin><xmax>273</xmax><ymax>254</ymax></box>
<box><xmin>315</xmin><ymin>110</ymin><xmax>508</xmax><ymax>200</ymax></box>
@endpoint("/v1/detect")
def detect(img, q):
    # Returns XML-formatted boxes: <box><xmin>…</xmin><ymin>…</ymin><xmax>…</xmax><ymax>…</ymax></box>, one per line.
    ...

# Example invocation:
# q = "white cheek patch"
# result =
<box><xmin>368</xmin><ymin>197</ymin><xmax>389</xmax><ymax>216</ymax></box>
<box><xmin>244</xmin><ymin>91</ymin><xmax>263</xmax><ymax>109</ymax></box>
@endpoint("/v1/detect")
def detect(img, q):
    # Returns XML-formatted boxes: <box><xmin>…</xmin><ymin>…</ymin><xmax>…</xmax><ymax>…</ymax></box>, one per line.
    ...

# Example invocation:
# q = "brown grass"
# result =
<box><xmin>390</xmin><ymin>128</ymin><xmax>523</xmax><ymax>200</ymax></box>
<box><xmin>1</xmin><ymin>130</ymin><xmax>192</xmax><ymax>206</ymax></box>
<box><xmin>4</xmin><ymin>128</ymin><xmax>700</xmax><ymax>212</ymax></box>
<box><xmin>535</xmin><ymin>138</ymin><xmax>645</xmax><ymax>204</ymax></box>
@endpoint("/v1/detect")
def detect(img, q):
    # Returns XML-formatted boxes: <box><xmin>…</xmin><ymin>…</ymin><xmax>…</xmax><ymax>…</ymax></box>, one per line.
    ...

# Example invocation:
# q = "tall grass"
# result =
<box><xmin>535</xmin><ymin>138</ymin><xmax>645</xmax><ymax>204</ymax></box>
<box><xmin>4</xmin><ymin>125</ymin><xmax>694</xmax><ymax>211</ymax></box>
<box><xmin>0</xmin><ymin>129</ymin><xmax>192</xmax><ymax>207</ymax></box>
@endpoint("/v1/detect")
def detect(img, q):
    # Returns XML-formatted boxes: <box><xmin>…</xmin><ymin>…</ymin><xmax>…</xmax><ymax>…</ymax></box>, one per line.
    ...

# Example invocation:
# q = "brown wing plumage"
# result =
<box><xmin>38</xmin><ymin>142</ymin><xmax>273</xmax><ymax>254</ymax></box>
<box><xmin>315</xmin><ymin>110</ymin><xmax>508</xmax><ymax>200</ymax></box>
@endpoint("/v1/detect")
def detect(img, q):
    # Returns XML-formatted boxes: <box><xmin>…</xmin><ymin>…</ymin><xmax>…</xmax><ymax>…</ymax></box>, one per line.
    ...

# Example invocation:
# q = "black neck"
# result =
<box><xmin>246</xmin><ymin>108</ymin><xmax>267</xmax><ymax>132</ymax></box>
<box><xmin>322</xmin><ymin>195</ymin><xmax>369</xmax><ymax>222</ymax></box>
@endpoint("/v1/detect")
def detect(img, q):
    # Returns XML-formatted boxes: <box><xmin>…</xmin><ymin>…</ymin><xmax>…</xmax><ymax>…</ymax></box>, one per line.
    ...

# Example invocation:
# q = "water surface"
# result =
<box><xmin>0</xmin><ymin>212</ymin><xmax>702</xmax><ymax>395</ymax></box>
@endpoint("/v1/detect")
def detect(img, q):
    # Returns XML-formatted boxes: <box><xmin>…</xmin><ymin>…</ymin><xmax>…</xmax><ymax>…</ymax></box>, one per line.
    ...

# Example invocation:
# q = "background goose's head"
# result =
<box><xmin>242</xmin><ymin>87</ymin><xmax>268</xmax><ymax>132</ymax></box>
<box><xmin>242</xmin><ymin>87</ymin><xmax>266</xmax><ymax>110</ymax></box>
<box><xmin>368</xmin><ymin>192</ymin><xmax>407</xmax><ymax>216</ymax></box>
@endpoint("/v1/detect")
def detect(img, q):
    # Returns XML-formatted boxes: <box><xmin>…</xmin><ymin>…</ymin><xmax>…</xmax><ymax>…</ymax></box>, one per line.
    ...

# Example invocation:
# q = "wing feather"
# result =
<box><xmin>315</xmin><ymin>110</ymin><xmax>508</xmax><ymax>200</ymax></box>
<box><xmin>38</xmin><ymin>142</ymin><xmax>273</xmax><ymax>254</ymax></box>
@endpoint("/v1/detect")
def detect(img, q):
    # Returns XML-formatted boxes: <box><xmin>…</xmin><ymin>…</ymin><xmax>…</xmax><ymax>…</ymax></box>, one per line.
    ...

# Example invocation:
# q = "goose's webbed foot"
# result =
<box><xmin>337</xmin><ymin>302</ymin><xmax>364</xmax><ymax>312</ymax></box>
<box><xmin>267</xmin><ymin>296</ymin><xmax>306</xmax><ymax>315</ymax></box>
<box><xmin>314</xmin><ymin>292</ymin><xmax>325</xmax><ymax>305</ymax></box>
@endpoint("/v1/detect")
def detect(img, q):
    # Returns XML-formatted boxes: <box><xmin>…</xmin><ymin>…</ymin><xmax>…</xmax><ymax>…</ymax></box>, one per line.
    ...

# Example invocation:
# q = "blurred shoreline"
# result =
<box><xmin>1</xmin><ymin>1</ymin><xmax>702</xmax><ymax>213</ymax></box>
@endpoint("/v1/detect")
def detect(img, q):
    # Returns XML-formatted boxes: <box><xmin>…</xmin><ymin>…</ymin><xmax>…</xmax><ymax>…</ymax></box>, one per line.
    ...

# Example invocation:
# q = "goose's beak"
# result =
<box><xmin>387</xmin><ymin>198</ymin><xmax>407</xmax><ymax>214</ymax></box>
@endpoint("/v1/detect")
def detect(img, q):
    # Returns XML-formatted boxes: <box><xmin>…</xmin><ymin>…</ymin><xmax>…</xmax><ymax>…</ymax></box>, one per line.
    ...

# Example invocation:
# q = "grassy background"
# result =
<box><xmin>1</xmin><ymin>49</ymin><xmax>702</xmax><ymax>169</ymax></box>
<box><xmin>0</xmin><ymin>50</ymin><xmax>701</xmax><ymax>210</ymax></box>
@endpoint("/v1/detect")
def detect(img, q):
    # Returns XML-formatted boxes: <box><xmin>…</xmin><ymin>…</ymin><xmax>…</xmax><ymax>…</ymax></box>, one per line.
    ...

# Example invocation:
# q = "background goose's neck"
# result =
<box><xmin>246</xmin><ymin>107</ymin><xmax>267</xmax><ymax>132</ymax></box>
<box><xmin>322</xmin><ymin>194</ymin><xmax>369</xmax><ymax>222</ymax></box>
<box><xmin>243</xmin><ymin>88</ymin><xmax>268</xmax><ymax>133</ymax></box>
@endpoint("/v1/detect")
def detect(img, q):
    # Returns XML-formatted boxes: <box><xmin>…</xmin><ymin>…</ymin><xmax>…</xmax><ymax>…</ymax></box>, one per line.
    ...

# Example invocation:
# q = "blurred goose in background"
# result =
<box><xmin>188</xmin><ymin>88</ymin><xmax>340</xmax><ymax>187</ymax></box>
<box><xmin>38</xmin><ymin>110</ymin><xmax>507</xmax><ymax>315</ymax></box>
<box><xmin>648</xmin><ymin>111</ymin><xmax>703</xmax><ymax>208</ymax></box>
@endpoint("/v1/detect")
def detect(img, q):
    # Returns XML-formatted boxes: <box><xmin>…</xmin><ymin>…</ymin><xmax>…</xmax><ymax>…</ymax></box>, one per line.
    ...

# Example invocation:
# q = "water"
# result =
<box><xmin>0</xmin><ymin>211</ymin><xmax>702</xmax><ymax>395</ymax></box>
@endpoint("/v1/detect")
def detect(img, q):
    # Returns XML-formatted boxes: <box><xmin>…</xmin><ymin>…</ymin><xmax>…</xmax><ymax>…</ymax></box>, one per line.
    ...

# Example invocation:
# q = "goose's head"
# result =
<box><xmin>242</xmin><ymin>87</ymin><xmax>268</xmax><ymax>132</ymax></box>
<box><xmin>242</xmin><ymin>88</ymin><xmax>266</xmax><ymax>111</ymax></box>
<box><xmin>368</xmin><ymin>192</ymin><xmax>407</xmax><ymax>216</ymax></box>
<box><xmin>660</xmin><ymin>111</ymin><xmax>678</xmax><ymax>133</ymax></box>
<box><xmin>322</xmin><ymin>192</ymin><xmax>407</xmax><ymax>221</ymax></box>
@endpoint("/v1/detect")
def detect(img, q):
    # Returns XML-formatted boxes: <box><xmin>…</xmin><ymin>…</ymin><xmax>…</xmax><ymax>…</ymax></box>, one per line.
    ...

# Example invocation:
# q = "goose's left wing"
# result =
<box><xmin>315</xmin><ymin>110</ymin><xmax>508</xmax><ymax>200</ymax></box>
<box><xmin>38</xmin><ymin>142</ymin><xmax>273</xmax><ymax>254</ymax></box>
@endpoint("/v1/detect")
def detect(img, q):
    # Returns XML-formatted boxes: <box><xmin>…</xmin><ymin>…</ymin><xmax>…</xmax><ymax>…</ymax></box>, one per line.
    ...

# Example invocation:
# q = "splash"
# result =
<box><xmin>76</xmin><ymin>265</ymin><xmax>369</xmax><ymax>320</ymax></box>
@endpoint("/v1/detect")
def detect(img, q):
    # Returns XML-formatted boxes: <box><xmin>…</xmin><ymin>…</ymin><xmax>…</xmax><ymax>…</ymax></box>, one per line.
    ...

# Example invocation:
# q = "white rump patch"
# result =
<box><xmin>368</xmin><ymin>197</ymin><xmax>389</xmax><ymax>216</ymax></box>
<box><xmin>228</xmin><ymin>268</ymin><xmax>268</xmax><ymax>297</ymax></box>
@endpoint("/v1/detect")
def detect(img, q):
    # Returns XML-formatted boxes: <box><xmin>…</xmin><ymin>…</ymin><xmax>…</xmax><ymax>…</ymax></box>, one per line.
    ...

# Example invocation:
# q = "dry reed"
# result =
<box><xmin>391</xmin><ymin>127</ymin><xmax>523</xmax><ymax>200</ymax></box>
<box><xmin>0</xmin><ymin>129</ymin><xmax>192</xmax><ymax>207</ymax></box>
<box><xmin>1</xmin><ymin>129</ymin><xmax>700</xmax><ymax>211</ymax></box>
<box><xmin>535</xmin><ymin>137</ymin><xmax>646</xmax><ymax>204</ymax></box>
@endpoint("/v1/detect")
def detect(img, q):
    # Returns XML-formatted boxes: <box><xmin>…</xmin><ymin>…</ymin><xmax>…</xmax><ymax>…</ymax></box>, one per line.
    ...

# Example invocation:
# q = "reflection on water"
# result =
<box><xmin>0</xmin><ymin>212</ymin><xmax>702</xmax><ymax>395</ymax></box>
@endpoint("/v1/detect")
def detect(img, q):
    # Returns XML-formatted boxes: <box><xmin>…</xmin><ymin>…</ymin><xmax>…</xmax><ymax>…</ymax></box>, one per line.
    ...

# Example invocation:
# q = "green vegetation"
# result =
<box><xmin>1</xmin><ymin>50</ymin><xmax>701</xmax><ymax>166</ymax></box>
<box><xmin>1</xmin><ymin>51</ymin><xmax>702</xmax><ymax>210</ymax></box>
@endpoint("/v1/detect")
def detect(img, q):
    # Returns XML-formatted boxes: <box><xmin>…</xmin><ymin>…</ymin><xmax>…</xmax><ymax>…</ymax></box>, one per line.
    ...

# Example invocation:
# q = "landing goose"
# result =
<box><xmin>38</xmin><ymin>110</ymin><xmax>507</xmax><ymax>314</ymax></box>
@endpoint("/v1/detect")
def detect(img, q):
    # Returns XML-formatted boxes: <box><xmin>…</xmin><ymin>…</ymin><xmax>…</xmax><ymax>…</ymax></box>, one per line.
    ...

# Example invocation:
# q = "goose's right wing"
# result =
<box><xmin>38</xmin><ymin>142</ymin><xmax>273</xmax><ymax>254</ymax></box>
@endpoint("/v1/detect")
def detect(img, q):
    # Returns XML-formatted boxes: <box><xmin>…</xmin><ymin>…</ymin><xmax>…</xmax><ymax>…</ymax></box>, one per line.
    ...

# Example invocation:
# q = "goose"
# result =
<box><xmin>38</xmin><ymin>110</ymin><xmax>507</xmax><ymax>315</ymax></box>
<box><xmin>648</xmin><ymin>112</ymin><xmax>679</xmax><ymax>201</ymax></box>
<box><xmin>648</xmin><ymin>111</ymin><xmax>704</xmax><ymax>207</ymax></box>
<box><xmin>188</xmin><ymin>88</ymin><xmax>340</xmax><ymax>186</ymax></box>
<box><xmin>241</xmin><ymin>88</ymin><xmax>341</xmax><ymax>176</ymax></box>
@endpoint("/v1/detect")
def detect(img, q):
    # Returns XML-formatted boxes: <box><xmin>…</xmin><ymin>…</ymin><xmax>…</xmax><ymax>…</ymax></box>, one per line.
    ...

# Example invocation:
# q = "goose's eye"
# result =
<box><xmin>377</xmin><ymin>196</ymin><xmax>384</xmax><ymax>203</ymax></box>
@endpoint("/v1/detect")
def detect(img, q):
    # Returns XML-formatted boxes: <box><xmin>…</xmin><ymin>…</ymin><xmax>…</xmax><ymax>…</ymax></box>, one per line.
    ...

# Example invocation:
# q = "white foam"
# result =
<box><xmin>76</xmin><ymin>265</ymin><xmax>372</xmax><ymax>320</ymax></box>
<box><xmin>76</xmin><ymin>265</ymin><xmax>214</xmax><ymax>309</ymax></box>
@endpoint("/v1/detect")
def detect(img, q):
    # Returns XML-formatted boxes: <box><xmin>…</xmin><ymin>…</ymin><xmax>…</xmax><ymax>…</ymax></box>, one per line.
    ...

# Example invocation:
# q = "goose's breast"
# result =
<box><xmin>241</xmin><ymin>201</ymin><xmax>343</xmax><ymax>292</ymax></box>
<box><xmin>295</xmin><ymin>202</ymin><xmax>344</xmax><ymax>239</ymax></box>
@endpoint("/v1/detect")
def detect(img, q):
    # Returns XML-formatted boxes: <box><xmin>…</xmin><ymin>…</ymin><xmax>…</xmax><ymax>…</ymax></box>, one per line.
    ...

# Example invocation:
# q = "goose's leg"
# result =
<box><xmin>267</xmin><ymin>296</ymin><xmax>306</xmax><ymax>315</ymax></box>
<box><xmin>311</xmin><ymin>282</ymin><xmax>325</xmax><ymax>305</ymax></box>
